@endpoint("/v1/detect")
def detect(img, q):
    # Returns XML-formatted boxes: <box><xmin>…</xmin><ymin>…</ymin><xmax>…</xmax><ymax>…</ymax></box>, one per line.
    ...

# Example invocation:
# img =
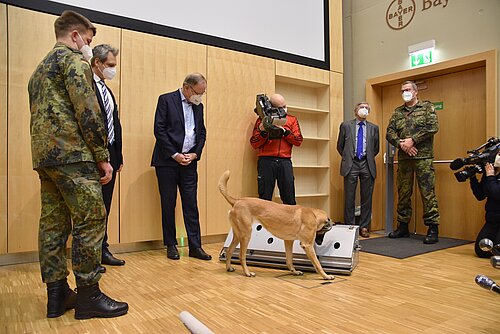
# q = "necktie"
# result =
<box><xmin>357</xmin><ymin>121</ymin><xmax>364</xmax><ymax>160</ymax></box>
<box><xmin>99</xmin><ymin>81</ymin><xmax>114</xmax><ymax>145</ymax></box>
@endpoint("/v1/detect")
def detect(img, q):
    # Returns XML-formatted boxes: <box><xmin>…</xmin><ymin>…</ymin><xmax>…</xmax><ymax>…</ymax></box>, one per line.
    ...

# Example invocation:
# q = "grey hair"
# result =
<box><xmin>183</xmin><ymin>72</ymin><xmax>206</xmax><ymax>86</ymax></box>
<box><xmin>354</xmin><ymin>102</ymin><xmax>370</xmax><ymax>112</ymax></box>
<box><xmin>91</xmin><ymin>44</ymin><xmax>119</xmax><ymax>66</ymax></box>
<box><xmin>401</xmin><ymin>80</ymin><xmax>418</xmax><ymax>91</ymax></box>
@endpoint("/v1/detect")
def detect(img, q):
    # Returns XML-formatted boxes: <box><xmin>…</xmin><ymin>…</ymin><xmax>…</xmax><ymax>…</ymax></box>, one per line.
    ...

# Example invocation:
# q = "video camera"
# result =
<box><xmin>254</xmin><ymin>94</ymin><xmax>287</xmax><ymax>139</ymax></box>
<box><xmin>449</xmin><ymin>137</ymin><xmax>500</xmax><ymax>182</ymax></box>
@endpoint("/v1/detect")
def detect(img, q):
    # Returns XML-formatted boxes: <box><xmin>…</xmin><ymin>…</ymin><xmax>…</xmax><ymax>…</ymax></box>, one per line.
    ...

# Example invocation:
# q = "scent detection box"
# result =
<box><xmin>219</xmin><ymin>224</ymin><xmax>360</xmax><ymax>275</ymax></box>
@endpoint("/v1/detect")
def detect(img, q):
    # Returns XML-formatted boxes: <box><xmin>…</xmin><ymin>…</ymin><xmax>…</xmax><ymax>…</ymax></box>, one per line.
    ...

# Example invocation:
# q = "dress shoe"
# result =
<box><xmin>388</xmin><ymin>223</ymin><xmax>410</xmax><ymax>238</ymax></box>
<box><xmin>423</xmin><ymin>224</ymin><xmax>439</xmax><ymax>244</ymax></box>
<box><xmin>75</xmin><ymin>283</ymin><xmax>128</xmax><ymax>319</ymax></box>
<box><xmin>98</xmin><ymin>265</ymin><xmax>106</xmax><ymax>273</ymax></box>
<box><xmin>360</xmin><ymin>227</ymin><xmax>370</xmax><ymax>238</ymax></box>
<box><xmin>166</xmin><ymin>245</ymin><xmax>180</xmax><ymax>260</ymax></box>
<box><xmin>189</xmin><ymin>247</ymin><xmax>212</xmax><ymax>260</ymax></box>
<box><xmin>102</xmin><ymin>249</ymin><xmax>125</xmax><ymax>266</ymax></box>
<box><xmin>46</xmin><ymin>279</ymin><xmax>77</xmax><ymax>318</ymax></box>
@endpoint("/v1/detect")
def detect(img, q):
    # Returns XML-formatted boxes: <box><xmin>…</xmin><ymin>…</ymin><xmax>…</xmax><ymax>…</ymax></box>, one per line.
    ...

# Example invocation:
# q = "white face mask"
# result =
<box><xmin>189</xmin><ymin>94</ymin><xmax>203</xmax><ymax>106</ymax></box>
<box><xmin>77</xmin><ymin>33</ymin><xmax>93</xmax><ymax>61</ymax></box>
<box><xmin>494</xmin><ymin>154</ymin><xmax>500</xmax><ymax>168</ymax></box>
<box><xmin>357</xmin><ymin>107</ymin><xmax>369</xmax><ymax>118</ymax></box>
<box><xmin>402</xmin><ymin>91</ymin><xmax>413</xmax><ymax>103</ymax></box>
<box><xmin>101</xmin><ymin>65</ymin><xmax>116</xmax><ymax>80</ymax></box>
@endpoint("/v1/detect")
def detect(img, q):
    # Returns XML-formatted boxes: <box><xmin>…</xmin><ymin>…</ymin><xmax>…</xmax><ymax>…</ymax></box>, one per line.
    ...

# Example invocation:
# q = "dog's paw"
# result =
<box><xmin>292</xmin><ymin>270</ymin><xmax>303</xmax><ymax>276</ymax></box>
<box><xmin>323</xmin><ymin>274</ymin><xmax>335</xmax><ymax>280</ymax></box>
<box><xmin>226</xmin><ymin>266</ymin><xmax>235</xmax><ymax>272</ymax></box>
<box><xmin>245</xmin><ymin>272</ymin><xmax>256</xmax><ymax>277</ymax></box>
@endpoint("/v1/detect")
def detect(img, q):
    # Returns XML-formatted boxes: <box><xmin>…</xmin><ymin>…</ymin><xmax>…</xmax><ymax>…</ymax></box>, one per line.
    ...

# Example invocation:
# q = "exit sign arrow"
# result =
<box><xmin>410</xmin><ymin>49</ymin><xmax>433</xmax><ymax>68</ymax></box>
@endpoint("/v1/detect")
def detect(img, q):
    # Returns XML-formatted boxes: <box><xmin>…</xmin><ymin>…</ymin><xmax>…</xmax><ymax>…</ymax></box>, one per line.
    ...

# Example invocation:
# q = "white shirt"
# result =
<box><xmin>179</xmin><ymin>88</ymin><xmax>196</xmax><ymax>154</ymax></box>
<box><xmin>93</xmin><ymin>73</ymin><xmax>115</xmax><ymax>114</ymax></box>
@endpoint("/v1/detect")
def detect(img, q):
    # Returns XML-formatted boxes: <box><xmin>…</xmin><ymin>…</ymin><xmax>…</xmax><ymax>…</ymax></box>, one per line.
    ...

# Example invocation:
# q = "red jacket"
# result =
<box><xmin>250</xmin><ymin>115</ymin><xmax>303</xmax><ymax>158</ymax></box>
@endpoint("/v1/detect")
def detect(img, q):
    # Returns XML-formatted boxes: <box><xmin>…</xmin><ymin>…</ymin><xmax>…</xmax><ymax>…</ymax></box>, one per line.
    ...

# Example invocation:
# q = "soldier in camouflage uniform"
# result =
<box><xmin>29</xmin><ymin>10</ymin><xmax>128</xmax><ymax>319</ymax></box>
<box><xmin>386</xmin><ymin>80</ymin><xmax>440</xmax><ymax>244</ymax></box>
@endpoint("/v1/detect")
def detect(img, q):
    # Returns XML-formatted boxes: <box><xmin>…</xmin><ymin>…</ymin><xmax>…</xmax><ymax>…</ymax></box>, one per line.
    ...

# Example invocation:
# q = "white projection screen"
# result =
<box><xmin>3</xmin><ymin>0</ymin><xmax>330</xmax><ymax>69</ymax></box>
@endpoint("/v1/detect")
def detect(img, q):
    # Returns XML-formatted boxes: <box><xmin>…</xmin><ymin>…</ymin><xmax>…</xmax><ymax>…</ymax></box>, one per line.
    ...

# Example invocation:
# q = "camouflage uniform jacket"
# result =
<box><xmin>29</xmin><ymin>42</ymin><xmax>109</xmax><ymax>169</ymax></box>
<box><xmin>386</xmin><ymin>100</ymin><xmax>438</xmax><ymax>160</ymax></box>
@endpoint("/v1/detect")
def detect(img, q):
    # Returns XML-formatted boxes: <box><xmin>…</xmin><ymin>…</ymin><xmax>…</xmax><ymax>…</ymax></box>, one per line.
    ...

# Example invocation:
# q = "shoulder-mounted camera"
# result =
<box><xmin>254</xmin><ymin>94</ymin><xmax>287</xmax><ymax>139</ymax></box>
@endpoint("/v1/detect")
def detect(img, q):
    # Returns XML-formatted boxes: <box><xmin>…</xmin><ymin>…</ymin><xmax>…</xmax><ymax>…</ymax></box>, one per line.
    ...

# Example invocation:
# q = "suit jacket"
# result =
<box><xmin>337</xmin><ymin>119</ymin><xmax>379</xmax><ymax>178</ymax></box>
<box><xmin>94</xmin><ymin>80</ymin><xmax>123</xmax><ymax>169</ymax></box>
<box><xmin>151</xmin><ymin>90</ymin><xmax>206</xmax><ymax>167</ymax></box>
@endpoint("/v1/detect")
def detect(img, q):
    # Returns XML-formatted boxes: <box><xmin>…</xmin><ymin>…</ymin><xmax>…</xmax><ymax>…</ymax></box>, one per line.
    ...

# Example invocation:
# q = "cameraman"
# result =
<box><xmin>470</xmin><ymin>154</ymin><xmax>500</xmax><ymax>258</ymax></box>
<box><xmin>250</xmin><ymin>94</ymin><xmax>303</xmax><ymax>205</ymax></box>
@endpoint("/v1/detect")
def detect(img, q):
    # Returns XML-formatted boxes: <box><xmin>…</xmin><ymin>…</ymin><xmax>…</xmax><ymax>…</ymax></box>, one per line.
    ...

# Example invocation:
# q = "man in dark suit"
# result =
<box><xmin>337</xmin><ymin>102</ymin><xmax>379</xmax><ymax>238</ymax></box>
<box><xmin>91</xmin><ymin>44</ymin><xmax>125</xmax><ymax>270</ymax></box>
<box><xmin>151</xmin><ymin>73</ymin><xmax>211</xmax><ymax>261</ymax></box>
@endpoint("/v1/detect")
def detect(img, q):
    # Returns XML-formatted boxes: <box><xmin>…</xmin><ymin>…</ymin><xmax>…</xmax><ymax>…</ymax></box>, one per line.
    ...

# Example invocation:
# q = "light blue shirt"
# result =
<box><xmin>179</xmin><ymin>88</ymin><xmax>196</xmax><ymax>153</ymax></box>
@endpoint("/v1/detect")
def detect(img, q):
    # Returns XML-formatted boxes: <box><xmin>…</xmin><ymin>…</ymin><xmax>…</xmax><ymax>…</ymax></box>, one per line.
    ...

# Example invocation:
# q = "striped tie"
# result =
<box><xmin>99</xmin><ymin>81</ymin><xmax>114</xmax><ymax>145</ymax></box>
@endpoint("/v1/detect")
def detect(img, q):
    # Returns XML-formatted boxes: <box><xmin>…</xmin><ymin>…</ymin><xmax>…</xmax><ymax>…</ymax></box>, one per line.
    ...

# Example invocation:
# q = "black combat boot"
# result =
<box><xmin>423</xmin><ymin>224</ymin><xmax>439</xmax><ymax>244</ymax></box>
<box><xmin>46</xmin><ymin>279</ymin><xmax>77</xmax><ymax>318</ymax></box>
<box><xmin>75</xmin><ymin>283</ymin><xmax>128</xmax><ymax>319</ymax></box>
<box><xmin>388</xmin><ymin>223</ymin><xmax>410</xmax><ymax>238</ymax></box>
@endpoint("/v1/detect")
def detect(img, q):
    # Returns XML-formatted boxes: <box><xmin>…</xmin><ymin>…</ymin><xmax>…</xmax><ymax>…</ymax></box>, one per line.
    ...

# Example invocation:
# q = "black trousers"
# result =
<box><xmin>343</xmin><ymin>158</ymin><xmax>374</xmax><ymax>229</ymax></box>
<box><xmin>155</xmin><ymin>162</ymin><xmax>201</xmax><ymax>249</ymax></box>
<box><xmin>101</xmin><ymin>142</ymin><xmax>119</xmax><ymax>250</ymax></box>
<box><xmin>474</xmin><ymin>211</ymin><xmax>500</xmax><ymax>258</ymax></box>
<box><xmin>257</xmin><ymin>157</ymin><xmax>296</xmax><ymax>205</ymax></box>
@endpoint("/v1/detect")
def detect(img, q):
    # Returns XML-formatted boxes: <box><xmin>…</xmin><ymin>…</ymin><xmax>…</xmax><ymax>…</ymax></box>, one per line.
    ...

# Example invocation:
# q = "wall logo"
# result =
<box><xmin>386</xmin><ymin>0</ymin><xmax>416</xmax><ymax>30</ymax></box>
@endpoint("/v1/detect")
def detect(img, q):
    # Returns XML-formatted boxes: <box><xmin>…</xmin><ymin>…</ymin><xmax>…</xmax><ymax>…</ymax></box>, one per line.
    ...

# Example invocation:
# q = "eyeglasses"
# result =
<box><xmin>190</xmin><ymin>85</ymin><xmax>206</xmax><ymax>96</ymax></box>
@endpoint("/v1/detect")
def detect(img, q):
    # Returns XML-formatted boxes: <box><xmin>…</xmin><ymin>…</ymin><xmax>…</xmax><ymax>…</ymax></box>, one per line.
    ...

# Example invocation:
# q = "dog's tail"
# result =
<box><xmin>218</xmin><ymin>170</ymin><xmax>236</xmax><ymax>206</ymax></box>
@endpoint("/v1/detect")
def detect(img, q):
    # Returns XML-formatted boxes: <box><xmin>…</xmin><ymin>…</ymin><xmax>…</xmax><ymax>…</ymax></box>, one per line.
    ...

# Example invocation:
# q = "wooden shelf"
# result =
<box><xmin>302</xmin><ymin>136</ymin><xmax>330</xmax><ymax>141</ymax></box>
<box><xmin>275</xmin><ymin>75</ymin><xmax>329</xmax><ymax>88</ymax></box>
<box><xmin>287</xmin><ymin>105</ymin><xmax>329</xmax><ymax>114</ymax></box>
<box><xmin>274</xmin><ymin>193</ymin><xmax>329</xmax><ymax>199</ymax></box>
<box><xmin>275</xmin><ymin>65</ymin><xmax>330</xmax><ymax>212</ymax></box>
<box><xmin>293</xmin><ymin>165</ymin><xmax>329</xmax><ymax>169</ymax></box>
<box><xmin>295</xmin><ymin>193</ymin><xmax>329</xmax><ymax>198</ymax></box>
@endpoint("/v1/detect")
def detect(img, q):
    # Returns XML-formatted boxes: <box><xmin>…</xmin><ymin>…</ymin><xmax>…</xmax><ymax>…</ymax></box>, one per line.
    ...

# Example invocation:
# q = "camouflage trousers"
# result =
<box><xmin>397</xmin><ymin>158</ymin><xmax>440</xmax><ymax>226</ymax></box>
<box><xmin>36</xmin><ymin>162</ymin><xmax>106</xmax><ymax>287</ymax></box>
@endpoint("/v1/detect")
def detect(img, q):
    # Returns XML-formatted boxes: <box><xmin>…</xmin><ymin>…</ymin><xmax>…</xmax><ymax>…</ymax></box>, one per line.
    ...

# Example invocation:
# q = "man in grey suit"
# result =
<box><xmin>337</xmin><ymin>102</ymin><xmax>379</xmax><ymax>238</ymax></box>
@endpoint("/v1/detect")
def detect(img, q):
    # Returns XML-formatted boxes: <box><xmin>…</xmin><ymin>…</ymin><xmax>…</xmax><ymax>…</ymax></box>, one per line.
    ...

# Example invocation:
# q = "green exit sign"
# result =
<box><xmin>433</xmin><ymin>102</ymin><xmax>443</xmax><ymax>110</ymax></box>
<box><xmin>410</xmin><ymin>50</ymin><xmax>433</xmax><ymax>68</ymax></box>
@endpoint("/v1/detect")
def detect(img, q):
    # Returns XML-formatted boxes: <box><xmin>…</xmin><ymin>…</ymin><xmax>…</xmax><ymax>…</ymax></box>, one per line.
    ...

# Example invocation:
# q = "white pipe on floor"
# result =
<box><xmin>179</xmin><ymin>311</ymin><xmax>214</xmax><ymax>334</ymax></box>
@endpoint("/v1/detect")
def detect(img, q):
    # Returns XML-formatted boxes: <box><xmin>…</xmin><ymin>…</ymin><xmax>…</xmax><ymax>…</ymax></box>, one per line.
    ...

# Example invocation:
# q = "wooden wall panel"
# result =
<box><xmin>329</xmin><ymin>0</ymin><xmax>344</xmax><ymax>218</ymax></box>
<box><xmin>90</xmin><ymin>25</ymin><xmax>122</xmax><ymax>245</ymax></box>
<box><xmin>119</xmin><ymin>30</ymin><xmax>207</xmax><ymax>243</ymax></box>
<box><xmin>205</xmin><ymin>47</ymin><xmax>274</xmax><ymax>235</ymax></box>
<box><xmin>330</xmin><ymin>0</ymin><xmax>343</xmax><ymax>73</ymax></box>
<box><xmin>329</xmin><ymin>72</ymin><xmax>344</xmax><ymax>221</ymax></box>
<box><xmin>0</xmin><ymin>4</ymin><xmax>7</xmax><ymax>254</ymax></box>
<box><xmin>7</xmin><ymin>7</ymin><xmax>55</xmax><ymax>253</ymax></box>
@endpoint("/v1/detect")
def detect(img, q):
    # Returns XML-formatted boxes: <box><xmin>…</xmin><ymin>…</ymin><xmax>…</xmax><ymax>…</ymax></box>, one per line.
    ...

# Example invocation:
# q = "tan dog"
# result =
<box><xmin>219</xmin><ymin>170</ymin><xmax>334</xmax><ymax>280</ymax></box>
